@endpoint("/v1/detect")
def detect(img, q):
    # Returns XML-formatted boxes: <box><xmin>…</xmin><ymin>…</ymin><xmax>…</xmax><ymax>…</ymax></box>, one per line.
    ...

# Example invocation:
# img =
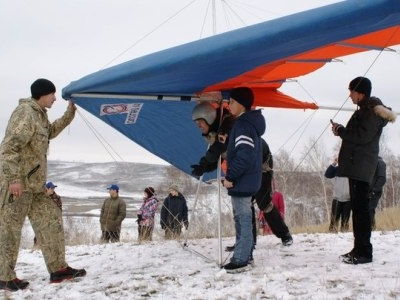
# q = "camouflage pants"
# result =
<box><xmin>0</xmin><ymin>187</ymin><xmax>67</xmax><ymax>280</ymax></box>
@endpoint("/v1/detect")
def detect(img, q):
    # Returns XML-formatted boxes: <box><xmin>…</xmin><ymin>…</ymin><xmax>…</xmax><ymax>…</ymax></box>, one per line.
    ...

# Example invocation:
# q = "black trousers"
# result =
<box><xmin>329</xmin><ymin>199</ymin><xmax>351</xmax><ymax>232</ymax></box>
<box><xmin>349</xmin><ymin>178</ymin><xmax>372</xmax><ymax>259</ymax></box>
<box><xmin>253</xmin><ymin>172</ymin><xmax>290</xmax><ymax>238</ymax></box>
<box><xmin>369</xmin><ymin>191</ymin><xmax>382</xmax><ymax>230</ymax></box>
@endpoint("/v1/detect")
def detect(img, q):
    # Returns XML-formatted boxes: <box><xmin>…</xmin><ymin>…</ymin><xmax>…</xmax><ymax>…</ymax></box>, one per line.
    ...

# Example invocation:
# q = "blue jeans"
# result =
<box><xmin>231</xmin><ymin>195</ymin><xmax>253</xmax><ymax>265</ymax></box>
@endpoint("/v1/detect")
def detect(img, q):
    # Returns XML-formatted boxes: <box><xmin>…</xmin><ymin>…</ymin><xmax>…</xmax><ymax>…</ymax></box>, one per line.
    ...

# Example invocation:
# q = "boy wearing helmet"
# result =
<box><xmin>190</xmin><ymin>101</ymin><xmax>235</xmax><ymax>177</ymax></box>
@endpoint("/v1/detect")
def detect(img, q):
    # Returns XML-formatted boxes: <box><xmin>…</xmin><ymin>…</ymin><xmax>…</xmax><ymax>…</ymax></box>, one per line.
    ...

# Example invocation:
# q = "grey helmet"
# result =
<box><xmin>192</xmin><ymin>102</ymin><xmax>217</xmax><ymax>126</ymax></box>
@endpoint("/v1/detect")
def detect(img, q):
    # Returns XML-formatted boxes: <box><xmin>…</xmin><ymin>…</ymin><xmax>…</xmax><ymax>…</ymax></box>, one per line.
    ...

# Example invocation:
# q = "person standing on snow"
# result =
<box><xmin>0</xmin><ymin>78</ymin><xmax>86</xmax><ymax>291</ymax></box>
<box><xmin>100</xmin><ymin>184</ymin><xmax>127</xmax><ymax>243</ymax></box>
<box><xmin>324</xmin><ymin>157</ymin><xmax>351</xmax><ymax>233</ymax></box>
<box><xmin>160</xmin><ymin>184</ymin><xmax>189</xmax><ymax>239</ymax></box>
<box><xmin>332</xmin><ymin>76</ymin><xmax>396</xmax><ymax>265</ymax></box>
<box><xmin>222</xmin><ymin>87</ymin><xmax>265</xmax><ymax>273</ymax></box>
<box><xmin>137</xmin><ymin>187</ymin><xmax>159</xmax><ymax>241</ymax></box>
<box><xmin>34</xmin><ymin>181</ymin><xmax>63</xmax><ymax>246</ymax></box>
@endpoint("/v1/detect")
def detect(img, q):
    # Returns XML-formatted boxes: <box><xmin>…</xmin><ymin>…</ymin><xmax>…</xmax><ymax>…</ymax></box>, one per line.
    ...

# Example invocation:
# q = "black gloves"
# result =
<box><xmin>191</xmin><ymin>157</ymin><xmax>219</xmax><ymax>177</ymax></box>
<box><xmin>190</xmin><ymin>164</ymin><xmax>204</xmax><ymax>177</ymax></box>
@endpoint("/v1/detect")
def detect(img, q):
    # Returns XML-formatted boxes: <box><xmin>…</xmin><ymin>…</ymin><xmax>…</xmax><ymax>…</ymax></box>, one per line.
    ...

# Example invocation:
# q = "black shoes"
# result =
<box><xmin>50</xmin><ymin>266</ymin><xmax>87</xmax><ymax>283</ymax></box>
<box><xmin>339</xmin><ymin>250</ymin><xmax>354</xmax><ymax>260</ymax></box>
<box><xmin>342</xmin><ymin>255</ymin><xmax>372</xmax><ymax>265</ymax></box>
<box><xmin>222</xmin><ymin>262</ymin><xmax>250</xmax><ymax>274</ymax></box>
<box><xmin>225</xmin><ymin>245</ymin><xmax>235</xmax><ymax>252</ymax></box>
<box><xmin>340</xmin><ymin>250</ymin><xmax>372</xmax><ymax>265</ymax></box>
<box><xmin>248</xmin><ymin>255</ymin><xmax>255</xmax><ymax>266</ymax></box>
<box><xmin>0</xmin><ymin>267</ymin><xmax>86</xmax><ymax>290</ymax></box>
<box><xmin>282</xmin><ymin>233</ymin><xmax>293</xmax><ymax>246</ymax></box>
<box><xmin>0</xmin><ymin>278</ymin><xmax>29</xmax><ymax>291</ymax></box>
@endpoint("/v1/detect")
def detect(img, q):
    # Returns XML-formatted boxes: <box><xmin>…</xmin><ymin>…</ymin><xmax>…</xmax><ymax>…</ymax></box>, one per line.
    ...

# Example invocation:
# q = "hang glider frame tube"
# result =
<box><xmin>70</xmin><ymin>93</ymin><xmax>199</xmax><ymax>102</ymax></box>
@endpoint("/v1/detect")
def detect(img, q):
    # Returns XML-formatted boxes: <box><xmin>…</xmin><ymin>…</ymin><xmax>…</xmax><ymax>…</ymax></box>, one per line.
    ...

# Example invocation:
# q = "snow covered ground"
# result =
<box><xmin>4</xmin><ymin>163</ymin><xmax>400</xmax><ymax>299</ymax></box>
<box><xmin>5</xmin><ymin>226</ymin><xmax>400</xmax><ymax>299</ymax></box>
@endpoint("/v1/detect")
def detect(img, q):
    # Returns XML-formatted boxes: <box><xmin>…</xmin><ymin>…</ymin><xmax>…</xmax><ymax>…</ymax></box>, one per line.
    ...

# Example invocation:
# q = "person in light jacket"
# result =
<box><xmin>137</xmin><ymin>187</ymin><xmax>159</xmax><ymax>241</ymax></box>
<box><xmin>324</xmin><ymin>158</ymin><xmax>351</xmax><ymax>233</ymax></box>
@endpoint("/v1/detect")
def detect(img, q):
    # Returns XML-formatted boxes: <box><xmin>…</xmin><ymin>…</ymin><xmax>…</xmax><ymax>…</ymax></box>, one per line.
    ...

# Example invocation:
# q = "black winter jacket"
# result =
<box><xmin>337</xmin><ymin>97</ymin><xmax>396</xmax><ymax>183</ymax></box>
<box><xmin>160</xmin><ymin>193</ymin><xmax>189</xmax><ymax>230</ymax></box>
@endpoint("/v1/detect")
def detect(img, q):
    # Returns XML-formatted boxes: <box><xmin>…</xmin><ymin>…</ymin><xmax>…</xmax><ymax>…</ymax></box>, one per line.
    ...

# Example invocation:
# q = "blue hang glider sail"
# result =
<box><xmin>62</xmin><ymin>0</ymin><xmax>400</xmax><ymax>180</ymax></box>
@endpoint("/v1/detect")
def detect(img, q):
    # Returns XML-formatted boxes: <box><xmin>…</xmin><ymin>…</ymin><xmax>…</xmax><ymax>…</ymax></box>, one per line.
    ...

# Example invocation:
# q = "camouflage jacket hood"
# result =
<box><xmin>0</xmin><ymin>98</ymin><xmax>75</xmax><ymax>193</ymax></box>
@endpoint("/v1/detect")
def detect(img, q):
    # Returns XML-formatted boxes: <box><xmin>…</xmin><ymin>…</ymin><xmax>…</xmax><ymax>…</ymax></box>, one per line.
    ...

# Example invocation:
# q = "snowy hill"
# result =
<box><xmin>46</xmin><ymin>160</ymin><xmax>222</xmax><ymax>219</ymax></box>
<box><xmin>47</xmin><ymin>160</ymin><xmax>172</xmax><ymax>199</ymax></box>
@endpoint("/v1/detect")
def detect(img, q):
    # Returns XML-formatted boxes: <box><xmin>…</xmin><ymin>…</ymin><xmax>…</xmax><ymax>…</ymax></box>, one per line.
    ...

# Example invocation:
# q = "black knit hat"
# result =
<box><xmin>31</xmin><ymin>78</ymin><xmax>56</xmax><ymax>100</ymax></box>
<box><xmin>349</xmin><ymin>77</ymin><xmax>371</xmax><ymax>97</ymax></box>
<box><xmin>144</xmin><ymin>187</ymin><xmax>155</xmax><ymax>197</ymax></box>
<box><xmin>229</xmin><ymin>87</ymin><xmax>254</xmax><ymax>110</ymax></box>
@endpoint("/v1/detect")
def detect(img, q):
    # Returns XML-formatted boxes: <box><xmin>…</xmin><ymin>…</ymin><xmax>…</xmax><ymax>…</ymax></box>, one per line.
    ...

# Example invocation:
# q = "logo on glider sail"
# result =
<box><xmin>100</xmin><ymin>103</ymin><xmax>143</xmax><ymax>124</ymax></box>
<box><xmin>101</xmin><ymin>104</ymin><xmax>128</xmax><ymax>115</ymax></box>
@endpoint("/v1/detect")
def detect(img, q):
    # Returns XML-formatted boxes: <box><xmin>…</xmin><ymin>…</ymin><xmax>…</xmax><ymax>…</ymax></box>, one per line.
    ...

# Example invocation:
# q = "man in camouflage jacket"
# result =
<box><xmin>0</xmin><ymin>79</ymin><xmax>86</xmax><ymax>291</ymax></box>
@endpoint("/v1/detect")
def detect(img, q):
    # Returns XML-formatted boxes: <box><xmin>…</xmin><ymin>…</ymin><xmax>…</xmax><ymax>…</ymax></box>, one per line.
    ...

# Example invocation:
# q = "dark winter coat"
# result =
<box><xmin>369</xmin><ymin>157</ymin><xmax>386</xmax><ymax>193</ymax></box>
<box><xmin>225</xmin><ymin>109</ymin><xmax>266</xmax><ymax>197</ymax></box>
<box><xmin>337</xmin><ymin>97</ymin><xmax>396</xmax><ymax>183</ymax></box>
<box><xmin>261</xmin><ymin>138</ymin><xmax>273</xmax><ymax>173</ymax></box>
<box><xmin>200</xmin><ymin>107</ymin><xmax>235</xmax><ymax>171</ymax></box>
<box><xmin>160</xmin><ymin>193</ymin><xmax>189</xmax><ymax>230</ymax></box>
<box><xmin>253</xmin><ymin>138</ymin><xmax>274</xmax><ymax>210</ymax></box>
<box><xmin>100</xmin><ymin>196</ymin><xmax>127</xmax><ymax>233</ymax></box>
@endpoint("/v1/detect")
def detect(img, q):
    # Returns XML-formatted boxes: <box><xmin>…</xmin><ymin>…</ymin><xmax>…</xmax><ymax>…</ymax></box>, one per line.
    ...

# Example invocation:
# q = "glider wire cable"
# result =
<box><xmin>76</xmin><ymin>109</ymin><xmax>124</xmax><ymax>162</ymax></box>
<box><xmin>100</xmin><ymin>0</ymin><xmax>198</xmax><ymax>70</ymax></box>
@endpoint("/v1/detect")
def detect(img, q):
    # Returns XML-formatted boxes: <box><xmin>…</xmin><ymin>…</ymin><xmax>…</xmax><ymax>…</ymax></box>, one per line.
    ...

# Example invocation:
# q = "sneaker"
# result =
<box><xmin>342</xmin><ymin>255</ymin><xmax>372</xmax><ymax>265</ymax></box>
<box><xmin>0</xmin><ymin>278</ymin><xmax>29</xmax><ymax>291</ymax></box>
<box><xmin>281</xmin><ymin>233</ymin><xmax>293</xmax><ymax>246</ymax></box>
<box><xmin>50</xmin><ymin>266</ymin><xmax>87</xmax><ymax>283</ymax></box>
<box><xmin>222</xmin><ymin>262</ymin><xmax>249</xmax><ymax>274</ymax></box>
<box><xmin>225</xmin><ymin>245</ymin><xmax>235</xmax><ymax>252</ymax></box>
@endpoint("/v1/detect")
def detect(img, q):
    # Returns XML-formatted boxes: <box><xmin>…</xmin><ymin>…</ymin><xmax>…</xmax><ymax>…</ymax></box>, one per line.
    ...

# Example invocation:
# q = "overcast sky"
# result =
<box><xmin>1</xmin><ymin>0</ymin><xmax>399</xmax><ymax>165</ymax></box>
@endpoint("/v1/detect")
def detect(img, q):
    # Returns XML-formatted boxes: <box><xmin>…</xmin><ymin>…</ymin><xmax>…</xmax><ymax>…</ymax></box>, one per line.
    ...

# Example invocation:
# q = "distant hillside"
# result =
<box><xmin>47</xmin><ymin>160</ymin><xmax>220</xmax><ymax>218</ymax></box>
<box><xmin>47</xmin><ymin>160</ymin><xmax>171</xmax><ymax>196</ymax></box>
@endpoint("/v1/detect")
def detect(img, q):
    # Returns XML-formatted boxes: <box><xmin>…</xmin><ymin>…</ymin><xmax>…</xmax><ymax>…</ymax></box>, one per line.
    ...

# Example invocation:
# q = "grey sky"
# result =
<box><xmin>1</xmin><ymin>0</ymin><xmax>399</xmax><ymax>165</ymax></box>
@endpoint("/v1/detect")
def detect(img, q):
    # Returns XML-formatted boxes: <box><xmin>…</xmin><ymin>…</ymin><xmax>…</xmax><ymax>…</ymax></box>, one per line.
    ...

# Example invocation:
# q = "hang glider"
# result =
<box><xmin>63</xmin><ymin>0</ymin><xmax>400</xmax><ymax>180</ymax></box>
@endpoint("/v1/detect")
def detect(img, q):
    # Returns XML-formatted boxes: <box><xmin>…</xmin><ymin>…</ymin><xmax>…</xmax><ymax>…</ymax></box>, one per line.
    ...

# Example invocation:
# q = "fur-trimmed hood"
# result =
<box><xmin>374</xmin><ymin>104</ymin><xmax>396</xmax><ymax>123</ymax></box>
<box><xmin>362</xmin><ymin>96</ymin><xmax>397</xmax><ymax>123</ymax></box>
